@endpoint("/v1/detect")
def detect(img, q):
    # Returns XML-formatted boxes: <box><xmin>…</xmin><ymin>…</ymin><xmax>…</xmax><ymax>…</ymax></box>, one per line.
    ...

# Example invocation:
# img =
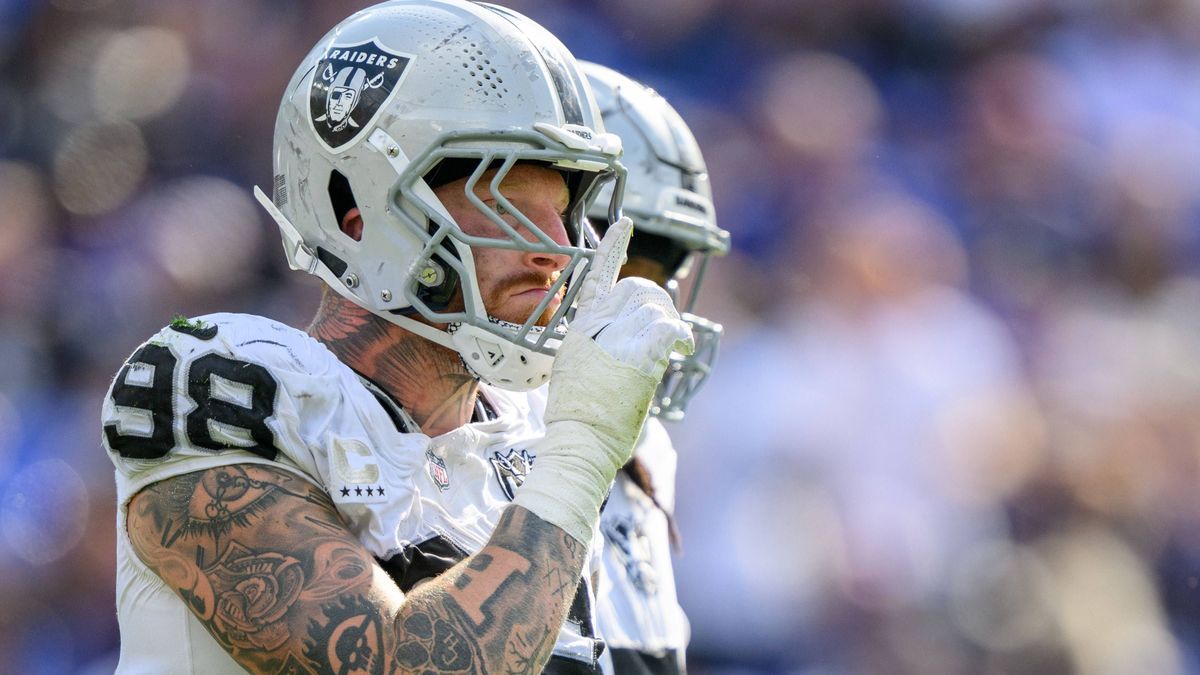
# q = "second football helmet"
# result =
<box><xmin>256</xmin><ymin>0</ymin><xmax>624</xmax><ymax>391</ymax></box>
<box><xmin>582</xmin><ymin>62</ymin><xmax>730</xmax><ymax>421</ymax></box>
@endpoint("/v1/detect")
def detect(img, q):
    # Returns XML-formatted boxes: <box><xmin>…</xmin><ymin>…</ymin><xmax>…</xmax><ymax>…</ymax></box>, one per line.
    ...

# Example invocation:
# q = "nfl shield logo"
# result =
<box><xmin>426</xmin><ymin>451</ymin><xmax>450</xmax><ymax>492</ymax></box>
<box><xmin>309</xmin><ymin>39</ymin><xmax>412</xmax><ymax>152</ymax></box>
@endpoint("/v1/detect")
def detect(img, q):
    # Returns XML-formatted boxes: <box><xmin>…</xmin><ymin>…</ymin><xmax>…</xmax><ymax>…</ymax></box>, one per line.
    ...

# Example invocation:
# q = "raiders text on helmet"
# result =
<box><xmin>255</xmin><ymin>0</ymin><xmax>625</xmax><ymax>391</ymax></box>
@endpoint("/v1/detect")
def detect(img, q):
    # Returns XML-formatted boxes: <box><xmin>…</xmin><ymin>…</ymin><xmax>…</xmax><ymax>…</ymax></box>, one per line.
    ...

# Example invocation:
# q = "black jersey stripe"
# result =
<box><xmin>545</xmin><ymin>653</ymin><xmax>604</xmax><ymax>675</ymax></box>
<box><xmin>609</xmin><ymin>647</ymin><xmax>684</xmax><ymax>675</ymax></box>
<box><xmin>378</xmin><ymin>534</ymin><xmax>469</xmax><ymax>590</ymax></box>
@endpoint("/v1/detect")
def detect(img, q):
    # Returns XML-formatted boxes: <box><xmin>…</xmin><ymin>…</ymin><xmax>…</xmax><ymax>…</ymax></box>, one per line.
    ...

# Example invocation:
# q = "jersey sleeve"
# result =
<box><xmin>101</xmin><ymin>313</ymin><xmax>425</xmax><ymax>541</ymax></box>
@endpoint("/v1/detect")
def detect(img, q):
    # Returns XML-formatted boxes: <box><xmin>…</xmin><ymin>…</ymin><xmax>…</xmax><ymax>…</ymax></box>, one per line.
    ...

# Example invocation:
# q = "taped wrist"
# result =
<box><xmin>513</xmin><ymin>331</ymin><xmax>658</xmax><ymax>543</ymax></box>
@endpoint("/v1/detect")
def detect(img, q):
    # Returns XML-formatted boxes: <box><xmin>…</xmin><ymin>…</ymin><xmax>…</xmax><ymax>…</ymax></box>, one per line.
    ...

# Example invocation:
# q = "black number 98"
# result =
<box><xmin>104</xmin><ymin>344</ymin><xmax>279</xmax><ymax>461</ymax></box>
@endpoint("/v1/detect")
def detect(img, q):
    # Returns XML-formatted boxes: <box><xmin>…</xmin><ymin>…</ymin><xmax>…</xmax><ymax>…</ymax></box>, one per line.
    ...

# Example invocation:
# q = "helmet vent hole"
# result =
<box><xmin>449</xmin><ymin>37</ymin><xmax>502</xmax><ymax>101</ymax></box>
<box><xmin>328</xmin><ymin>170</ymin><xmax>362</xmax><ymax>242</ymax></box>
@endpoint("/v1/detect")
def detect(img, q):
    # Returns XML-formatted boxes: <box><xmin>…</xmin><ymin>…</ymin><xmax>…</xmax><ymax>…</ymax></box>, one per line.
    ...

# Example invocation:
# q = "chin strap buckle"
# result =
<box><xmin>253</xmin><ymin>185</ymin><xmax>318</xmax><ymax>274</ymax></box>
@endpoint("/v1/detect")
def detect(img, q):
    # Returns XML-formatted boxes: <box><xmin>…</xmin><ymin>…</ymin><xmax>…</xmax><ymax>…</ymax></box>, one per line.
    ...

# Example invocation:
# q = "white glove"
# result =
<box><xmin>569</xmin><ymin>217</ymin><xmax>695</xmax><ymax>379</ymax></box>
<box><xmin>513</xmin><ymin>218</ymin><xmax>694</xmax><ymax>544</ymax></box>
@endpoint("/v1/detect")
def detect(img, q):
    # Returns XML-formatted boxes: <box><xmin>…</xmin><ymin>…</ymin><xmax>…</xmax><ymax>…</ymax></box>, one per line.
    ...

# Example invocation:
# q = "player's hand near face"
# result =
<box><xmin>512</xmin><ymin>217</ymin><xmax>694</xmax><ymax>545</ymax></box>
<box><xmin>571</xmin><ymin>216</ymin><xmax>695</xmax><ymax>378</ymax></box>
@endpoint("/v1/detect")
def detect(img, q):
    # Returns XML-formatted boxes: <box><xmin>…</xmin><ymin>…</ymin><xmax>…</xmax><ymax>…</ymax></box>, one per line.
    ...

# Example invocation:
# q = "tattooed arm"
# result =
<box><xmin>126</xmin><ymin>463</ymin><xmax>585</xmax><ymax>674</ymax></box>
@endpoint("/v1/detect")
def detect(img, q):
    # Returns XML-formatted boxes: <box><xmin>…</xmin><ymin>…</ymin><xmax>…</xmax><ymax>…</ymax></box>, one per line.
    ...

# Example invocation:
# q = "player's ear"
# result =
<box><xmin>341</xmin><ymin>207</ymin><xmax>363</xmax><ymax>241</ymax></box>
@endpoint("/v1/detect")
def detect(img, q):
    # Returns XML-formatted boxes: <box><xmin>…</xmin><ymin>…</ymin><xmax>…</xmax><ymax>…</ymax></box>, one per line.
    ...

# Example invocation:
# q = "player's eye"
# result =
<box><xmin>492</xmin><ymin>202</ymin><xmax>510</xmax><ymax>217</ymax></box>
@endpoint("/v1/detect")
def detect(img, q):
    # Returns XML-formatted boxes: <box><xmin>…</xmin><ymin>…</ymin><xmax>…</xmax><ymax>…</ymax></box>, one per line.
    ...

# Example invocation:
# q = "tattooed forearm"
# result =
<box><xmin>389</xmin><ymin>506</ymin><xmax>587</xmax><ymax>673</ymax></box>
<box><xmin>127</xmin><ymin>466</ymin><xmax>588</xmax><ymax>674</ymax></box>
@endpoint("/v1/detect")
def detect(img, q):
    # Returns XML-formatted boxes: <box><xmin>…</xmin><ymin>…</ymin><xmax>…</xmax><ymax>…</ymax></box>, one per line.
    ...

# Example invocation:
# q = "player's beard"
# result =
<box><xmin>438</xmin><ymin>271</ymin><xmax>565</xmax><ymax>328</ymax></box>
<box><xmin>486</xmin><ymin>270</ymin><xmax>565</xmax><ymax>327</ymax></box>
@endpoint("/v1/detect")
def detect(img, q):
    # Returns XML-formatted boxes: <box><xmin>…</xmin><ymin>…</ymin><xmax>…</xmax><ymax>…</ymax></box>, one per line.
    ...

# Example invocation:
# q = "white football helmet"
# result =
<box><xmin>256</xmin><ymin>0</ymin><xmax>624</xmax><ymax>391</ymax></box>
<box><xmin>582</xmin><ymin>62</ymin><xmax>730</xmax><ymax>421</ymax></box>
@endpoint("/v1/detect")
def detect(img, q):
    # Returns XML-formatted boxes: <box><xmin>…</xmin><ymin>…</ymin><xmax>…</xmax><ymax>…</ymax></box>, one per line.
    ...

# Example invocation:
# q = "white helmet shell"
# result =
<box><xmin>256</xmin><ymin>0</ymin><xmax>624</xmax><ymax>391</ymax></box>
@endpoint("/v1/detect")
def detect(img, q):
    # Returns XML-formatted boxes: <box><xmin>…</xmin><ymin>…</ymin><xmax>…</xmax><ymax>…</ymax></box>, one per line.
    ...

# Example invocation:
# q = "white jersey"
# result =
<box><xmin>596</xmin><ymin>418</ymin><xmax>690</xmax><ymax>674</ymax></box>
<box><xmin>102</xmin><ymin>313</ymin><xmax>602</xmax><ymax>674</ymax></box>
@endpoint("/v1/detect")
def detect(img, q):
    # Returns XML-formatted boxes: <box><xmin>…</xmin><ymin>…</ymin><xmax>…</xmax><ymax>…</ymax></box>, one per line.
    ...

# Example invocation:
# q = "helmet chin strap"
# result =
<box><xmin>385</xmin><ymin>310</ymin><xmax>461</xmax><ymax>352</ymax></box>
<box><xmin>391</xmin><ymin>312</ymin><xmax>560</xmax><ymax>391</ymax></box>
<box><xmin>256</xmin><ymin>183</ymin><xmax>464</xmax><ymax>354</ymax></box>
<box><xmin>448</xmin><ymin>321</ymin><xmax>556</xmax><ymax>391</ymax></box>
<box><xmin>255</xmin><ymin>185</ymin><xmax>322</xmax><ymax>278</ymax></box>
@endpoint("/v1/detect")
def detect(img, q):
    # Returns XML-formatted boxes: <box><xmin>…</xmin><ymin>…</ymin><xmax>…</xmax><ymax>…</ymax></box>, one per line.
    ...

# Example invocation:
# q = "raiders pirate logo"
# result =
<box><xmin>309</xmin><ymin>39</ymin><xmax>412</xmax><ymax>152</ymax></box>
<box><xmin>602</xmin><ymin>516</ymin><xmax>659</xmax><ymax>596</ymax></box>
<box><xmin>490</xmin><ymin>448</ymin><xmax>535</xmax><ymax>501</ymax></box>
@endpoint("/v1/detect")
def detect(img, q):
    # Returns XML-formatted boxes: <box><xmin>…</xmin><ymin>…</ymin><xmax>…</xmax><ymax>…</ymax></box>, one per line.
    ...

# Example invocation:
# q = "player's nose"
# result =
<box><xmin>521</xmin><ymin>205</ymin><xmax>570</xmax><ymax>272</ymax></box>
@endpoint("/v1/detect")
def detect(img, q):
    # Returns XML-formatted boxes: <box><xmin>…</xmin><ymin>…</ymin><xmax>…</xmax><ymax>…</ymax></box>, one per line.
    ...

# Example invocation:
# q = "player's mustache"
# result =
<box><xmin>495</xmin><ymin>271</ymin><xmax>563</xmax><ymax>297</ymax></box>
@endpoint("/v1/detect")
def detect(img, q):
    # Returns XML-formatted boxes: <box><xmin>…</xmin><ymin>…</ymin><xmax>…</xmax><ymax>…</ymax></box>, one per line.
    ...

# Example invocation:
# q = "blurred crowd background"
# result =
<box><xmin>2</xmin><ymin>0</ymin><xmax>1200</xmax><ymax>672</ymax></box>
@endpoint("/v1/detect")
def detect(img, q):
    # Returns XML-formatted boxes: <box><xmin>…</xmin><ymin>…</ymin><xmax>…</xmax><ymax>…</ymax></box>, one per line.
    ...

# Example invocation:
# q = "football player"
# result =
<box><xmin>100</xmin><ymin>2</ymin><xmax>691</xmax><ymax>673</ymax></box>
<box><xmin>581</xmin><ymin>63</ymin><xmax>731</xmax><ymax>674</ymax></box>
